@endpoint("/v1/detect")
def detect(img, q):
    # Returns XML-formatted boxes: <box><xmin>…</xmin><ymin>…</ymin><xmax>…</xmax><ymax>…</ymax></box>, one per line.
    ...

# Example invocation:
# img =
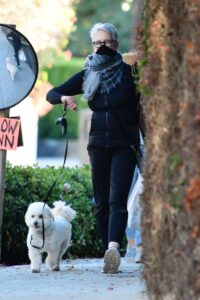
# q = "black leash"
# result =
<box><xmin>30</xmin><ymin>104</ymin><xmax>68</xmax><ymax>249</ymax></box>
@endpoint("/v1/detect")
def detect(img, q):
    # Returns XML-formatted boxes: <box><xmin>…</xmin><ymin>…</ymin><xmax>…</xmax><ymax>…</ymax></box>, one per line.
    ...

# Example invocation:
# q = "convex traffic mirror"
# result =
<box><xmin>0</xmin><ymin>24</ymin><xmax>38</xmax><ymax>110</ymax></box>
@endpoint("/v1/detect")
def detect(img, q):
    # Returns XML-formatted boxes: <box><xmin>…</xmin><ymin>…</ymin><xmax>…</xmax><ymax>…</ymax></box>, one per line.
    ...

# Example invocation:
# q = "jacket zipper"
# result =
<box><xmin>105</xmin><ymin>95</ymin><xmax>108</xmax><ymax>147</ymax></box>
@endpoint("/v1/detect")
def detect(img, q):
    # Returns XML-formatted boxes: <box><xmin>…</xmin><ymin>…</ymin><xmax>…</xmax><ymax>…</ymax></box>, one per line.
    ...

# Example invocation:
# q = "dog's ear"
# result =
<box><xmin>24</xmin><ymin>209</ymin><xmax>29</xmax><ymax>225</ymax></box>
<box><xmin>48</xmin><ymin>209</ymin><xmax>54</xmax><ymax>221</ymax></box>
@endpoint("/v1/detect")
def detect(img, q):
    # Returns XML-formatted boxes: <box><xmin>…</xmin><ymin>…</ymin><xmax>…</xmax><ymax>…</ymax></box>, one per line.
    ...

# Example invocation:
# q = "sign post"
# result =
<box><xmin>0</xmin><ymin>110</ymin><xmax>9</xmax><ymax>260</ymax></box>
<box><xmin>0</xmin><ymin>23</ymin><xmax>38</xmax><ymax>261</ymax></box>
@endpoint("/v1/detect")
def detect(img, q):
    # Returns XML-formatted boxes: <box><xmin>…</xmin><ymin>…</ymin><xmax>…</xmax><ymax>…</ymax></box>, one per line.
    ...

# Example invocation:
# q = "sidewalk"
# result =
<box><xmin>0</xmin><ymin>258</ymin><xmax>148</xmax><ymax>300</ymax></box>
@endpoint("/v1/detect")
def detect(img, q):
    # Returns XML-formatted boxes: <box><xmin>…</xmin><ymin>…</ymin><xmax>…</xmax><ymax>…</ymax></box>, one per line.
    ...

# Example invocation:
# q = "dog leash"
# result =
<box><xmin>30</xmin><ymin>104</ymin><xmax>69</xmax><ymax>249</ymax></box>
<box><xmin>44</xmin><ymin>103</ymin><xmax>69</xmax><ymax>202</ymax></box>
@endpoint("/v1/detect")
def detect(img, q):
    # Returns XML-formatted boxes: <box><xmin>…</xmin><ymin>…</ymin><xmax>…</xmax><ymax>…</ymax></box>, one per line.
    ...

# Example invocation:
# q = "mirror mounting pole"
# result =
<box><xmin>0</xmin><ymin>23</ymin><xmax>38</xmax><ymax>262</ymax></box>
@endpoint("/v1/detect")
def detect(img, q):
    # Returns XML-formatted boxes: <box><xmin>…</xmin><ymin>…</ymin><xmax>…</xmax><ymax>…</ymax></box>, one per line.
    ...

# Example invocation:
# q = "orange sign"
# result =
<box><xmin>0</xmin><ymin>117</ymin><xmax>21</xmax><ymax>150</ymax></box>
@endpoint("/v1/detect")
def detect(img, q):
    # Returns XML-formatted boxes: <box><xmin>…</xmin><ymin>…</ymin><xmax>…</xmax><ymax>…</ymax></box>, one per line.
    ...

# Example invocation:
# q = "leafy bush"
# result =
<box><xmin>2</xmin><ymin>163</ymin><xmax>103</xmax><ymax>265</ymax></box>
<box><xmin>45</xmin><ymin>57</ymin><xmax>85</xmax><ymax>86</ymax></box>
<box><xmin>39</xmin><ymin>57</ymin><xmax>86</xmax><ymax>140</ymax></box>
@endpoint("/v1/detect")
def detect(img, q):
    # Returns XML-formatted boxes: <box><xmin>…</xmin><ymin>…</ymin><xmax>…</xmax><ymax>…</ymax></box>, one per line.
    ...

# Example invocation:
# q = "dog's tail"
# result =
<box><xmin>52</xmin><ymin>200</ymin><xmax>76</xmax><ymax>223</ymax></box>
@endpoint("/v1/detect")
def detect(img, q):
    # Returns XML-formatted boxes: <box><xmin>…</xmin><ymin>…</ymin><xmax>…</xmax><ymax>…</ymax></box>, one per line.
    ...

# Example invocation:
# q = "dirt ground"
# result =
<box><xmin>0</xmin><ymin>258</ymin><xmax>148</xmax><ymax>300</ymax></box>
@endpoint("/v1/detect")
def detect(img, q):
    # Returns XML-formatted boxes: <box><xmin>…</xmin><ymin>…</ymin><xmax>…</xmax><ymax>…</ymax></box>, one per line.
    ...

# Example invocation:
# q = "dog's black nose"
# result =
<box><xmin>34</xmin><ymin>221</ymin><xmax>38</xmax><ymax>226</ymax></box>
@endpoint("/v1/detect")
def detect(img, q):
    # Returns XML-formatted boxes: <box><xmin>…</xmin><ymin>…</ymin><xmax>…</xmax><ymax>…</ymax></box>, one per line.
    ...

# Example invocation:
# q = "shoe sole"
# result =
<box><xmin>135</xmin><ymin>258</ymin><xmax>142</xmax><ymax>263</ymax></box>
<box><xmin>103</xmin><ymin>248</ymin><xmax>121</xmax><ymax>274</ymax></box>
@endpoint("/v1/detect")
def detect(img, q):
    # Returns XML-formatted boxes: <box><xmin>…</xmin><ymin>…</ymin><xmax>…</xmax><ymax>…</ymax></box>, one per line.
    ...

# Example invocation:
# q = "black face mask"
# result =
<box><xmin>96</xmin><ymin>44</ymin><xmax>117</xmax><ymax>57</ymax></box>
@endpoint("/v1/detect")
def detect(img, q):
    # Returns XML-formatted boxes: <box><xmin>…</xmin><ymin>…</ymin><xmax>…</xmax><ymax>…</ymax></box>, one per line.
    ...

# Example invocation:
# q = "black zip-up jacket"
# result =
<box><xmin>7</xmin><ymin>31</ymin><xmax>22</xmax><ymax>49</ymax></box>
<box><xmin>46</xmin><ymin>62</ymin><xmax>144</xmax><ymax>149</ymax></box>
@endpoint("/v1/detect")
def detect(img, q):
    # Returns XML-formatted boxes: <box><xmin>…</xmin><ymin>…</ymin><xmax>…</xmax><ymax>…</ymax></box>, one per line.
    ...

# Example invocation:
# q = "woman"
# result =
<box><xmin>46</xmin><ymin>23</ymin><xmax>144</xmax><ymax>273</ymax></box>
<box><xmin>7</xmin><ymin>30</ymin><xmax>22</xmax><ymax>69</ymax></box>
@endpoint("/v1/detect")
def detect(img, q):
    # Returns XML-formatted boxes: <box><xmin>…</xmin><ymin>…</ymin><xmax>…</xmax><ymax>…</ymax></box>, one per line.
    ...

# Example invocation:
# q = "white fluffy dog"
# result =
<box><xmin>5</xmin><ymin>57</ymin><xmax>17</xmax><ymax>81</ymax></box>
<box><xmin>25</xmin><ymin>201</ymin><xmax>76</xmax><ymax>273</ymax></box>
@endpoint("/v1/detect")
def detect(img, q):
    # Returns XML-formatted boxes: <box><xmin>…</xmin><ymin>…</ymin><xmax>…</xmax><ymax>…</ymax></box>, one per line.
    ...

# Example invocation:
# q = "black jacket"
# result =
<box><xmin>46</xmin><ymin>62</ymin><xmax>144</xmax><ymax>149</ymax></box>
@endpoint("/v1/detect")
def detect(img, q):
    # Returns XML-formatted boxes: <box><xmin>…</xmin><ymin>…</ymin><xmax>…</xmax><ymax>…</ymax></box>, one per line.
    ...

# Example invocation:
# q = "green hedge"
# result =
<box><xmin>2</xmin><ymin>163</ymin><xmax>103</xmax><ymax>265</ymax></box>
<box><xmin>39</xmin><ymin>57</ymin><xmax>86</xmax><ymax>140</ymax></box>
<box><xmin>46</xmin><ymin>57</ymin><xmax>85</xmax><ymax>86</ymax></box>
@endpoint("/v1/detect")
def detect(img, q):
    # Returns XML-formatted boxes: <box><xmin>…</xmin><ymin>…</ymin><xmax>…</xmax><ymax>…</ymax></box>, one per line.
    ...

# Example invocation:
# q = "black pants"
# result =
<box><xmin>88</xmin><ymin>146</ymin><xmax>136</xmax><ymax>252</ymax></box>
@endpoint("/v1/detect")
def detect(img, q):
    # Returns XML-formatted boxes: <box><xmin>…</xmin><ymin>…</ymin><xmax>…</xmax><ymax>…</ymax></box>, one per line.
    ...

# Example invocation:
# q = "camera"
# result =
<box><xmin>55</xmin><ymin>117</ymin><xmax>67</xmax><ymax>135</ymax></box>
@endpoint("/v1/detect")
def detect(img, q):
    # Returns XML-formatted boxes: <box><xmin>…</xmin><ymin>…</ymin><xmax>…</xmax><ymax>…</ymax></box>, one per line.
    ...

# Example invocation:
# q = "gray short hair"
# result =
<box><xmin>90</xmin><ymin>23</ymin><xmax>119</xmax><ymax>41</ymax></box>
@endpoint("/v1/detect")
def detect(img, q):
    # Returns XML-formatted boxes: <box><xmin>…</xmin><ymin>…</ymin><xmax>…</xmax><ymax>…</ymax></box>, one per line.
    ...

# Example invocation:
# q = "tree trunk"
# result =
<box><xmin>141</xmin><ymin>0</ymin><xmax>200</xmax><ymax>299</ymax></box>
<box><xmin>131</xmin><ymin>0</ymin><xmax>144</xmax><ymax>50</ymax></box>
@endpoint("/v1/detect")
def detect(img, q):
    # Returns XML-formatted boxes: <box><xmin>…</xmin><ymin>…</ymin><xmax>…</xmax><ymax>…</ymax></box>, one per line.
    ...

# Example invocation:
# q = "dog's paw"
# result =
<box><xmin>31</xmin><ymin>269</ymin><xmax>40</xmax><ymax>273</ymax></box>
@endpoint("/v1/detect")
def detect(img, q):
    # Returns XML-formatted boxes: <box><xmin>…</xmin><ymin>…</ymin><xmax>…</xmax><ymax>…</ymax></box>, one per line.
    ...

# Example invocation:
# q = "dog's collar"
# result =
<box><xmin>30</xmin><ymin>219</ymin><xmax>54</xmax><ymax>249</ymax></box>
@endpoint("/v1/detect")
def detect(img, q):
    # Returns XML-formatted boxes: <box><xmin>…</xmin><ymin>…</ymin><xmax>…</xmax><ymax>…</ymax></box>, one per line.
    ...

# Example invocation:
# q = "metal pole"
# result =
<box><xmin>0</xmin><ymin>109</ymin><xmax>9</xmax><ymax>261</ymax></box>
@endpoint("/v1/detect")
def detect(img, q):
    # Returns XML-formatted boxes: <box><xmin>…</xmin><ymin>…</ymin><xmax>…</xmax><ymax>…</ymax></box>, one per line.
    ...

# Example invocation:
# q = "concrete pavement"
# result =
<box><xmin>0</xmin><ymin>258</ymin><xmax>148</xmax><ymax>300</ymax></box>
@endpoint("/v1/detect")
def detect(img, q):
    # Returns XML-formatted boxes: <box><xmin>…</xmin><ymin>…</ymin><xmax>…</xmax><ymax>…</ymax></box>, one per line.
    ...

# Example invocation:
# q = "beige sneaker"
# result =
<box><xmin>103</xmin><ymin>247</ymin><xmax>121</xmax><ymax>273</ymax></box>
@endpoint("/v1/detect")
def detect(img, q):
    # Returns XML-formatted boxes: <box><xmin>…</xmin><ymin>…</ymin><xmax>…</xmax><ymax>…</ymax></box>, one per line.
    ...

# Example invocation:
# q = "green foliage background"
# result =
<box><xmin>68</xmin><ymin>0</ymin><xmax>134</xmax><ymax>56</ymax></box>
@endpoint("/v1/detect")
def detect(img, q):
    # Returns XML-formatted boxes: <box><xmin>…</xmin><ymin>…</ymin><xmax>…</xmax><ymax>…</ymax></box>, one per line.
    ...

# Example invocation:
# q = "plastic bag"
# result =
<box><xmin>127</xmin><ymin>173</ymin><xmax>143</xmax><ymax>230</ymax></box>
<box><xmin>19</xmin><ymin>49</ymin><xmax>26</xmax><ymax>61</ymax></box>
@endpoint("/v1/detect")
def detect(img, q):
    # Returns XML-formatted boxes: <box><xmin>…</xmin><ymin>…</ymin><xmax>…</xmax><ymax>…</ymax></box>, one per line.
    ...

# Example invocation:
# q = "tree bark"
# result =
<box><xmin>131</xmin><ymin>0</ymin><xmax>144</xmax><ymax>50</ymax></box>
<box><xmin>141</xmin><ymin>0</ymin><xmax>200</xmax><ymax>299</ymax></box>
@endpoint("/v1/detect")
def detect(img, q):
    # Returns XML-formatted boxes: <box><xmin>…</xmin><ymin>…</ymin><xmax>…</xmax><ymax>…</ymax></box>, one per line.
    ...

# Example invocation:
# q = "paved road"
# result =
<box><xmin>0</xmin><ymin>258</ymin><xmax>148</xmax><ymax>300</ymax></box>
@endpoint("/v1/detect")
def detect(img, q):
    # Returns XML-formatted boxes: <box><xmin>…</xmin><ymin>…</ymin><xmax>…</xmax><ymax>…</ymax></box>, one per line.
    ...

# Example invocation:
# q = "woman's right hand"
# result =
<box><xmin>61</xmin><ymin>95</ymin><xmax>77</xmax><ymax>111</ymax></box>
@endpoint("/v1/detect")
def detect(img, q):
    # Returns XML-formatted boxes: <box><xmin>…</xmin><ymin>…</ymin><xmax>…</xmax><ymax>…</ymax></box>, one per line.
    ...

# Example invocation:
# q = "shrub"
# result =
<box><xmin>2</xmin><ymin>163</ymin><xmax>103</xmax><ymax>265</ymax></box>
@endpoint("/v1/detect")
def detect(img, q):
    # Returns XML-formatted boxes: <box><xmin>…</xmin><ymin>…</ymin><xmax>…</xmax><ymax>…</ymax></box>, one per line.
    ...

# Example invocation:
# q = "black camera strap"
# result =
<box><xmin>30</xmin><ymin>104</ymin><xmax>68</xmax><ymax>250</ymax></box>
